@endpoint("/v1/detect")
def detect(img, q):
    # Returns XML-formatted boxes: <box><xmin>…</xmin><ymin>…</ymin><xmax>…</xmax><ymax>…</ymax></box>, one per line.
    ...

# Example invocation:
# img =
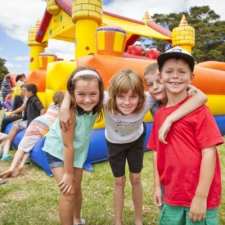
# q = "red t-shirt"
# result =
<box><xmin>148</xmin><ymin>100</ymin><xmax>224</xmax><ymax>208</ymax></box>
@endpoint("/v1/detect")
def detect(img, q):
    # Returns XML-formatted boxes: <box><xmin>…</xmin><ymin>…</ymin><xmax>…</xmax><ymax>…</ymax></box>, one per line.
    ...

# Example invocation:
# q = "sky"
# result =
<box><xmin>0</xmin><ymin>0</ymin><xmax>224</xmax><ymax>74</ymax></box>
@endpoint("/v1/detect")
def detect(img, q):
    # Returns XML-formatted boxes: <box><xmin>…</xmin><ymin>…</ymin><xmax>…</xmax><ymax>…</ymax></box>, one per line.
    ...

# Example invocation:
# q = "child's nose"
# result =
<box><xmin>171</xmin><ymin>72</ymin><xmax>179</xmax><ymax>78</ymax></box>
<box><xmin>84</xmin><ymin>96</ymin><xmax>91</xmax><ymax>102</ymax></box>
<box><xmin>153</xmin><ymin>82</ymin><xmax>158</xmax><ymax>90</ymax></box>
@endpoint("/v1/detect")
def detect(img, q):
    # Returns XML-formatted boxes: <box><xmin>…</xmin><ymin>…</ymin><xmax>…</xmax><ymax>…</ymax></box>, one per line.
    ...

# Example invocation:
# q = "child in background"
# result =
<box><xmin>1</xmin><ymin>85</ymin><xmax>26</xmax><ymax>132</ymax></box>
<box><xmin>12</xmin><ymin>73</ymin><xmax>26</xmax><ymax>108</ymax></box>
<box><xmin>60</xmin><ymin>68</ymin><xmax>207</xmax><ymax>225</ymax></box>
<box><xmin>0</xmin><ymin>91</ymin><xmax>64</xmax><ymax>178</ymax></box>
<box><xmin>1</xmin><ymin>74</ymin><xmax>13</xmax><ymax>100</ymax></box>
<box><xmin>148</xmin><ymin>47</ymin><xmax>223</xmax><ymax>225</ymax></box>
<box><xmin>43</xmin><ymin>68</ymin><xmax>104</xmax><ymax>225</ymax></box>
<box><xmin>3</xmin><ymin>90</ymin><xmax>13</xmax><ymax>111</ymax></box>
<box><xmin>0</xmin><ymin>83</ymin><xmax>44</xmax><ymax>160</ymax></box>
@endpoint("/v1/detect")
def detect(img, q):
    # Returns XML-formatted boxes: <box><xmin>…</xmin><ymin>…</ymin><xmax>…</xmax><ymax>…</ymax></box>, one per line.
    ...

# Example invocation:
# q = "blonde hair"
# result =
<box><xmin>144</xmin><ymin>62</ymin><xmax>159</xmax><ymax>76</ymax></box>
<box><xmin>106</xmin><ymin>69</ymin><xmax>145</xmax><ymax>114</ymax></box>
<box><xmin>52</xmin><ymin>91</ymin><xmax>64</xmax><ymax>106</ymax></box>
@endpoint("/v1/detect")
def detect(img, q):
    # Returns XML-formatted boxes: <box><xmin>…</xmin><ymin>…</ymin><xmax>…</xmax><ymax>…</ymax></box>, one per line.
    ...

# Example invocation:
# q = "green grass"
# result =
<box><xmin>0</xmin><ymin>143</ymin><xmax>224</xmax><ymax>225</ymax></box>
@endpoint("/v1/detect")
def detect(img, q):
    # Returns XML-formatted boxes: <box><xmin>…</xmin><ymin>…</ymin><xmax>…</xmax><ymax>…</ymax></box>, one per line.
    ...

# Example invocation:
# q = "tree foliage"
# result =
<box><xmin>152</xmin><ymin>6</ymin><xmax>225</xmax><ymax>62</ymax></box>
<box><xmin>0</xmin><ymin>57</ymin><xmax>9</xmax><ymax>81</ymax></box>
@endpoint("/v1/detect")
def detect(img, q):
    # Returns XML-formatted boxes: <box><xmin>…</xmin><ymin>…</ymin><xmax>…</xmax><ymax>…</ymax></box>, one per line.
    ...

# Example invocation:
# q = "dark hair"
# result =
<box><xmin>24</xmin><ymin>83</ymin><xmax>37</xmax><ymax>95</ymax></box>
<box><xmin>67</xmin><ymin>67</ymin><xmax>104</xmax><ymax>115</ymax></box>
<box><xmin>16</xmin><ymin>73</ymin><xmax>26</xmax><ymax>82</ymax></box>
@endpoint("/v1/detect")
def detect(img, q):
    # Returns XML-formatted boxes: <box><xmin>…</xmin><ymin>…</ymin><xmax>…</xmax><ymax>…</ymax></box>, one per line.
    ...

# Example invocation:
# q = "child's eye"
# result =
<box><xmin>146</xmin><ymin>82</ymin><xmax>153</xmax><ymax>87</ymax></box>
<box><xmin>77</xmin><ymin>93</ymin><xmax>85</xmax><ymax>96</ymax></box>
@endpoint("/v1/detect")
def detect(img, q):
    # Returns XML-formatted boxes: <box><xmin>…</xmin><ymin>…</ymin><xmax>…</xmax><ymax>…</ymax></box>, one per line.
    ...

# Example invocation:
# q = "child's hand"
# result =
<box><xmin>187</xmin><ymin>85</ymin><xmax>197</xmax><ymax>96</ymax></box>
<box><xmin>58</xmin><ymin>173</ymin><xmax>74</xmax><ymax>194</ymax></box>
<box><xmin>158</xmin><ymin>116</ymin><xmax>173</xmax><ymax>144</ymax></box>
<box><xmin>154</xmin><ymin>186</ymin><xmax>162</xmax><ymax>207</ymax></box>
<box><xmin>189</xmin><ymin>195</ymin><xmax>207</xmax><ymax>222</ymax></box>
<box><xmin>60</xmin><ymin>108</ymin><xmax>72</xmax><ymax>132</ymax></box>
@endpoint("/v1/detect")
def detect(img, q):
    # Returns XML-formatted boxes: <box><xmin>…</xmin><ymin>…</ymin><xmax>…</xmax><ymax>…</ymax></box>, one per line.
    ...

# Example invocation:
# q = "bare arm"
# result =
<box><xmin>189</xmin><ymin>147</ymin><xmax>217</xmax><ymax>222</ymax></box>
<box><xmin>159</xmin><ymin>86</ymin><xmax>207</xmax><ymax>143</ymax></box>
<box><xmin>153</xmin><ymin>151</ymin><xmax>162</xmax><ymax>207</ymax></box>
<box><xmin>40</xmin><ymin>108</ymin><xmax>46</xmax><ymax>115</ymax></box>
<box><xmin>58</xmin><ymin>110</ymin><xmax>75</xmax><ymax>194</ymax></box>
<box><xmin>60</xmin><ymin>91</ymin><xmax>72</xmax><ymax>132</ymax></box>
<box><xmin>9</xmin><ymin>103</ymin><xmax>25</xmax><ymax>115</ymax></box>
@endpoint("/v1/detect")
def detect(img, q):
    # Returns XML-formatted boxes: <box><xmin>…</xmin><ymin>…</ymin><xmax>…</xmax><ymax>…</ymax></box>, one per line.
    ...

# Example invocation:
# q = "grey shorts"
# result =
<box><xmin>45</xmin><ymin>152</ymin><xmax>63</xmax><ymax>168</ymax></box>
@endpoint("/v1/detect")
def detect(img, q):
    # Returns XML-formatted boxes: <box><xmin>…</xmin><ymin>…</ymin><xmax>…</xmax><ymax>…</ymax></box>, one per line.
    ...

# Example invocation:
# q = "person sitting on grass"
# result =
<box><xmin>0</xmin><ymin>91</ymin><xmax>64</xmax><ymax>178</ymax></box>
<box><xmin>0</xmin><ymin>83</ymin><xmax>45</xmax><ymax>161</ymax></box>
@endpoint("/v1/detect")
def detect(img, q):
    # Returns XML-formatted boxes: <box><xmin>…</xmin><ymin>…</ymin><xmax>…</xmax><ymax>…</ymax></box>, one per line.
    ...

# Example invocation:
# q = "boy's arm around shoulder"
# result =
<box><xmin>158</xmin><ymin>86</ymin><xmax>207</xmax><ymax>143</ymax></box>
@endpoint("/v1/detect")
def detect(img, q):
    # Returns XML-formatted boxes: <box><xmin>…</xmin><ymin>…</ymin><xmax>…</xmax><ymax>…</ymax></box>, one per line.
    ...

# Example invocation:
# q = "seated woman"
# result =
<box><xmin>0</xmin><ymin>91</ymin><xmax>64</xmax><ymax>178</ymax></box>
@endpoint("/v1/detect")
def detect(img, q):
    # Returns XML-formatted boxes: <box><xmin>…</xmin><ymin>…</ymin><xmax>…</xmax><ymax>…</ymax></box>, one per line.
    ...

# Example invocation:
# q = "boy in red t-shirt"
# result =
<box><xmin>148</xmin><ymin>46</ymin><xmax>224</xmax><ymax>225</ymax></box>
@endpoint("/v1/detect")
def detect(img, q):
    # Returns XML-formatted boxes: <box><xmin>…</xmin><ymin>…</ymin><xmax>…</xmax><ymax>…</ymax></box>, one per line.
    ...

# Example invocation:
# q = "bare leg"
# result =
<box><xmin>1</xmin><ymin>139</ymin><xmax>11</xmax><ymax>158</ymax></box>
<box><xmin>113</xmin><ymin>176</ymin><xmax>126</xmax><ymax>225</ymax></box>
<box><xmin>1</xmin><ymin>126</ymin><xmax>19</xmax><ymax>158</ymax></box>
<box><xmin>52</xmin><ymin>166</ymin><xmax>75</xmax><ymax>225</ymax></box>
<box><xmin>73</xmin><ymin>168</ymin><xmax>83</xmax><ymax>225</ymax></box>
<box><xmin>12</xmin><ymin>152</ymin><xmax>29</xmax><ymax>177</ymax></box>
<box><xmin>0</xmin><ymin>149</ymin><xmax>25</xmax><ymax>178</ymax></box>
<box><xmin>129</xmin><ymin>173</ymin><xmax>143</xmax><ymax>225</ymax></box>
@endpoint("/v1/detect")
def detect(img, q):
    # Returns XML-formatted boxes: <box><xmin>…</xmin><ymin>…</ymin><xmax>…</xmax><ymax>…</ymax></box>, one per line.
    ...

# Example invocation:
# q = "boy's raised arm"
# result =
<box><xmin>159</xmin><ymin>87</ymin><xmax>207</xmax><ymax>143</ymax></box>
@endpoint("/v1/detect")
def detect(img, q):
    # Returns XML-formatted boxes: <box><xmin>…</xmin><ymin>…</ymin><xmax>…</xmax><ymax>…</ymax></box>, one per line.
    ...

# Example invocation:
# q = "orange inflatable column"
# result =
<box><xmin>96</xmin><ymin>26</ymin><xmax>126</xmax><ymax>56</ymax></box>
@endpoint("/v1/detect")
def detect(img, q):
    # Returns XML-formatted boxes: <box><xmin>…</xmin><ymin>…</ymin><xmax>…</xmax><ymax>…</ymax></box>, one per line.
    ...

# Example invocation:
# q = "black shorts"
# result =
<box><xmin>107</xmin><ymin>132</ymin><xmax>145</xmax><ymax>177</ymax></box>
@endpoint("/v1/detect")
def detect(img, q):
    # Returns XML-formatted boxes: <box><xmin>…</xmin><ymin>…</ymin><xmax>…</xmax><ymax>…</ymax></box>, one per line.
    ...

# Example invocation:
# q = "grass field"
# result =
<box><xmin>0</xmin><ymin>143</ymin><xmax>224</xmax><ymax>225</ymax></box>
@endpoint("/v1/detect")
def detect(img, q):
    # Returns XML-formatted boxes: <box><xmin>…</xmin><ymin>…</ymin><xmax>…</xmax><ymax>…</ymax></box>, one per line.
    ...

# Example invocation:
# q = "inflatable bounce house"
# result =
<box><xmin>10</xmin><ymin>0</ymin><xmax>225</xmax><ymax>175</ymax></box>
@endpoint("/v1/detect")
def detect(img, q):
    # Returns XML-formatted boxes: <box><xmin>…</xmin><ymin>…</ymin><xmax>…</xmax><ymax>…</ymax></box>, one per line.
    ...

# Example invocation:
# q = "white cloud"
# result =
<box><xmin>14</xmin><ymin>55</ymin><xmax>29</xmax><ymax>62</ymax></box>
<box><xmin>0</xmin><ymin>1</ymin><xmax>45</xmax><ymax>42</ymax></box>
<box><xmin>0</xmin><ymin>0</ymin><xmax>223</xmax><ymax>45</ymax></box>
<box><xmin>5</xmin><ymin>61</ymin><xmax>24</xmax><ymax>74</ymax></box>
<box><xmin>45</xmin><ymin>40</ymin><xmax>74</xmax><ymax>61</ymax></box>
<box><xmin>104</xmin><ymin>0</ymin><xmax>225</xmax><ymax>20</ymax></box>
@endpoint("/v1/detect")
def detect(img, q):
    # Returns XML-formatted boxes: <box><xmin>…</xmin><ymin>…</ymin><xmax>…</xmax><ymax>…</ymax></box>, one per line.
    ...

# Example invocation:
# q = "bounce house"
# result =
<box><xmin>10</xmin><ymin>0</ymin><xmax>225</xmax><ymax>175</ymax></box>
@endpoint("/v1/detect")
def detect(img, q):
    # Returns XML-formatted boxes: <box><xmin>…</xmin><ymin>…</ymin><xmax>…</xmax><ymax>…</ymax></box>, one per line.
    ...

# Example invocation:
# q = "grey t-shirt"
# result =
<box><xmin>104</xmin><ymin>92</ymin><xmax>155</xmax><ymax>144</ymax></box>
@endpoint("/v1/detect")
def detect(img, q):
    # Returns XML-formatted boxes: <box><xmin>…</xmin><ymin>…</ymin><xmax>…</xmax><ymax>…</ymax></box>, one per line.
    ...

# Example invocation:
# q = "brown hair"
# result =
<box><xmin>144</xmin><ymin>62</ymin><xmax>159</xmax><ymax>76</ymax></box>
<box><xmin>52</xmin><ymin>91</ymin><xmax>64</xmax><ymax>106</ymax></box>
<box><xmin>106</xmin><ymin>69</ymin><xmax>145</xmax><ymax>114</ymax></box>
<box><xmin>67</xmin><ymin>67</ymin><xmax>104</xmax><ymax>115</ymax></box>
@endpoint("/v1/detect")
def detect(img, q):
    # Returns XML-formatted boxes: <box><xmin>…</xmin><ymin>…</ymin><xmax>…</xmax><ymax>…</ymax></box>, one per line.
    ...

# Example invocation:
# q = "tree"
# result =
<box><xmin>0</xmin><ymin>57</ymin><xmax>9</xmax><ymax>81</ymax></box>
<box><xmin>152</xmin><ymin>6</ymin><xmax>225</xmax><ymax>62</ymax></box>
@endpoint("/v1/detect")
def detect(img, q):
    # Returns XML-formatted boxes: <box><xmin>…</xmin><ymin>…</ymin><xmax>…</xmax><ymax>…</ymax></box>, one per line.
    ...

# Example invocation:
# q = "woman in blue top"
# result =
<box><xmin>43</xmin><ymin>67</ymin><xmax>104</xmax><ymax>225</ymax></box>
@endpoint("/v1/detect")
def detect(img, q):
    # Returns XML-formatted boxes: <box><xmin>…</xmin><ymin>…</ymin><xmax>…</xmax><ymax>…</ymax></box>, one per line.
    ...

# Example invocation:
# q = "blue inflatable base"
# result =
<box><xmin>5</xmin><ymin>115</ymin><xmax>225</xmax><ymax>176</ymax></box>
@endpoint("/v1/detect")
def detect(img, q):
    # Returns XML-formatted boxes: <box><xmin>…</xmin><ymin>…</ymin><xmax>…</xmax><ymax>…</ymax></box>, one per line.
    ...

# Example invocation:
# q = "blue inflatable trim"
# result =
<box><xmin>4</xmin><ymin>115</ymin><xmax>225</xmax><ymax>176</ymax></box>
